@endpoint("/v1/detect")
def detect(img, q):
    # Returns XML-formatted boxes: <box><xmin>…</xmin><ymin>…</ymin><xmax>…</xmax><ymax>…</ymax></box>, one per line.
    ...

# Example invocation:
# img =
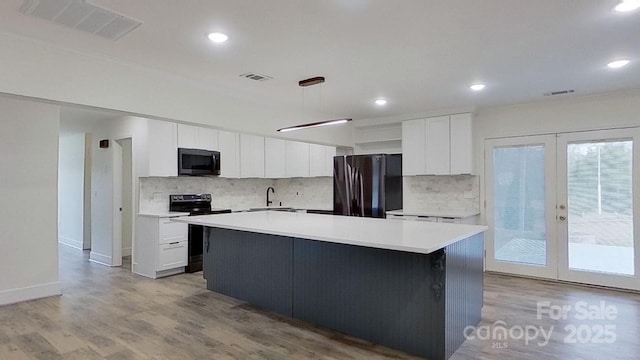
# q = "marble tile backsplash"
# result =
<box><xmin>403</xmin><ymin>175</ymin><xmax>480</xmax><ymax>213</ymax></box>
<box><xmin>139</xmin><ymin>175</ymin><xmax>475</xmax><ymax>214</ymax></box>
<box><xmin>273</xmin><ymin>177</ymin><xmax>333</xmax><ymax>210</ymax></box>
<box><xmin>139</xmin><ymin>176</ymin><xmax>333</xmax><ymax>212</ymax></box>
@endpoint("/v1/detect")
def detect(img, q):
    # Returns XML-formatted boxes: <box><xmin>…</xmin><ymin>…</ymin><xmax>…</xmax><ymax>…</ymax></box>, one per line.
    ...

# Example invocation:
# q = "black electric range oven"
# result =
<box><xmin>169</xmin><ymin>194</ymin><xmax>231</xmax><ymax>273</ymax></box>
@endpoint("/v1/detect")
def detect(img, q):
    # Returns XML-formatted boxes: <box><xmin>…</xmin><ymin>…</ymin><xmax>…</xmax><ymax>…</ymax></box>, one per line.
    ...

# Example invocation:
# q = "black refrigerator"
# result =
<box><xmin>333</xmin><ymin>154</ymin><xmax>402</xmax><ymax>218</ymax></box>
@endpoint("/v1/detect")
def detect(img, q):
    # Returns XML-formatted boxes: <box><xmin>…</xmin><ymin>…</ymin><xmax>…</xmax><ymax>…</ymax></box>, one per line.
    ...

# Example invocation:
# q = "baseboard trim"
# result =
<box><xmin>89</xmin><ymin>251</ymin><xmax>112</xmax><ymax>266</ymax></box>
<box><xmin>0</xmin><ymin>282</ymin><xmax>61</xmax><ymax>306</ymax></box>
<box><xmin>59</xmin><ymin>236</ymin><xmax>83</xmax><ymax>250</ymax></box>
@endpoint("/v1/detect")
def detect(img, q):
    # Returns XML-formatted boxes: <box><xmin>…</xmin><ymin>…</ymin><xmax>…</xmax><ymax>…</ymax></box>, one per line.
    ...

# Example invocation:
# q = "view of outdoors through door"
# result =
<box><xmin>566</xmin><ymin>140</ymin><xmax>634</xmax><ymax>275</ymax></box>
<box><xmin>493</xmin><ymin>145</ymin><xmax>547</xmax><ymax>266</ymax></box>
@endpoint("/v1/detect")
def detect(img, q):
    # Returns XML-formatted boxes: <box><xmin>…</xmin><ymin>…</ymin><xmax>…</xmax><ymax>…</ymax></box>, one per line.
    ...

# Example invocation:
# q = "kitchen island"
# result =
<box><xmin>173</xmin><ymin>211</ymin><xmax>487</xmax><ymax>360</ymax></box>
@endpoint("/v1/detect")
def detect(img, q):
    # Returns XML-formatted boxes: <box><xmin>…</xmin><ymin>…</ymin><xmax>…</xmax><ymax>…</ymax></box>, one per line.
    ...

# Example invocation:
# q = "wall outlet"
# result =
<box><xmin>153</xmin><ymin>192</ymin><xmax>162</xmax><ymax>201</ymax></box>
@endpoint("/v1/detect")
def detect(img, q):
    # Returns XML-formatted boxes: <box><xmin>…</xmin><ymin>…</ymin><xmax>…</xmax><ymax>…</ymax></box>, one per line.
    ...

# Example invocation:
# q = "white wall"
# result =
<box><xmin>58</xmin><ymin>133</ymin><xmax>85</xmax><ymax>249</ymax></box>
<box><xmin>474</xmin><ymin>90</ymin><xmax>640</xmax><ymax>223</ymax></box>
<box><xmin>0</xmin><ymin>31</ymin><xmax>352</xmax><ymax>147</ymax></box>
<box><xmin>83</xmin><ymin>133</ymin><xmax>92</xmax><ymax>250</ymax></box>
<box><xmin>0</xmin><ymin>97</ymin><xmax>61</xmax><ymax>305</ymax></box>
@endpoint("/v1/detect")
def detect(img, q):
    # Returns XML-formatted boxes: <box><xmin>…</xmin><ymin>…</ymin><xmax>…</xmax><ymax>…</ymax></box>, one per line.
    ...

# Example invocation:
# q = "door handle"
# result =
<box><xmin>558</xmin><ymin>216</ymin><xmax>567</xmax><ymax>221</ymax></box>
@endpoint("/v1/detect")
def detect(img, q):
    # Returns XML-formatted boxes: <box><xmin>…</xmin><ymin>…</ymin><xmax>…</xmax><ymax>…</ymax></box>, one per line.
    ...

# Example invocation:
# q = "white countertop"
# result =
<box><xmin>172</xmin><ymin>211</ymin><xmax>487</xmax><ymax>254</ymax></box>
<box><xmin>138</xmin><ymin>211</ymin><xmax>190</xmax><ymax>218</ymax></box>
<box><xmin>234</xmin><ymin>206</ymin><xmax>333</xmax><ymax>212</ymax></box>
<box><xmin>138</xmin><ymin>208</ymin><xmax>231</xmax><ymax>218</ymax></box>
<box><xmin>386</xmin><ymin>209</ymin><xmax>480</xmax><ymax>218</ymax></box>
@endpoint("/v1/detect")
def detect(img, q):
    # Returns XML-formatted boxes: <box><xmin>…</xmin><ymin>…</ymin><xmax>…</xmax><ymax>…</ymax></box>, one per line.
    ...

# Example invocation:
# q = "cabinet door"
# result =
<box><xmin>148</xmin><ymin>120</ymin><xmax>177</xmax><ymax>177</ymax></box>
<box><xmin>218</xmin><ymin>130</ymin><xmax>240</xmax><ymax>178</ymax></box>
<box><xmin>177</xmin><ymin>124</ymin><xmax>198</xmax><ymax>149</ymax></box>
<box><xmin>264</xmin><ymin>138</ymin><xmax>285</xmax><ymax>178</ymax></box>
<box><xmin>449</xmin><ymin>113</ymin><xmax>473</xmax><ymax>174</ymax></box>
<box><xmin>159</xmin><ymin>220</ymin><xmax>187</xmax><ymax>244</ymax></box>
<box><xmin>324</xmin><ymin>146</ymin><xmax>336</xmax><ymax>177</ymax></box>
<box><xmin>402</xmin><ymin>119</ymin><xmax>426</xmax><ymax>175</ymax></box>
<box><xmin>197</xmin><ymin>127</ymin><xmax>218</xmax><ymax>151</ymax></box>
<box><xmin>158</xmin><ymin>241</ymin><xmax>187</xmax><ymax>271</ymax></box>
<box><xmin>284</xmin><ymin>141</ymin><xmax>310</xmax><ymax>178</ymax></box>
<box><xmin>240</xmin><ymin>134</ymin><xmax>265</xmax><ymax>178</ymax></box>
<box><xmin>309</xmin><ymin>144</ymin><xmax>326</xmax><ymax>177</ymax></box>
<box><xmin>424</xmin><ymin>116</ymin><xmax>450</xmax><ymax>175</ymax></box>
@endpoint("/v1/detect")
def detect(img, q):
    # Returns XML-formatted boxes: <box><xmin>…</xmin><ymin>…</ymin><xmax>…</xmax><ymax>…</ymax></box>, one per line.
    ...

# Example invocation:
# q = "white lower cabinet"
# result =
<box><xmin>158</xmin><ymin>242</ymin><xmax>188</xmax><ymax>271</ymax></box>
<box><xmin>134</xmin><ymin>215</ymin><xmax>188</xmax><ymax>278</ymax></box>
<box><xmin>387</xmin><ymin>214</ymin><xmax>438</xmax><ymax>222</ymax></box>
<box><xmin>387</xmin><ymin>213</ymin><xmax>478</xmax><ymax>224</ymax></box>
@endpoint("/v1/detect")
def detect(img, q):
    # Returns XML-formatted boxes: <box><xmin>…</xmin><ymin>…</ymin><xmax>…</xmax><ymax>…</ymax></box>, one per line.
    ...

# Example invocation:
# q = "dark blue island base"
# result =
<box><xmin>204</xmin><ymin>227</ymin><xmax>483</xmax><ymax>360</ymax></box>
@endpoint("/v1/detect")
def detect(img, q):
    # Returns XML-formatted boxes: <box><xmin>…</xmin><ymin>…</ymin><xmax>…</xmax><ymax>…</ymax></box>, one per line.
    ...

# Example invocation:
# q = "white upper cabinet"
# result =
<box><xmin>198</xmin><ymin>127</ymin><xmax>218</xmax><ymax>151</ymax></box>
<box><xmin>264</xmin><ymin>137</ymin><xmax>286</xmax><ymax>178</ymax></box>
<box><xmin>147</xmin><ymin>120</ymin><xmax>177</xmax><ymax>177</ymax></box>
<box><xmin>309</xmin><ymin>144</ymin><xmax>336</xmax><ymax>177</ymax></box>
<box><xmin>401</xmin><ymin>113</ymin><xmax>474</xmax><ymax>176</ymax></box>
<box><xmin>177</xmin><ymin>124</ymin><xmax>197</xmax><ymax>148</ymax></box>
<box><xmin>449</xmin><ymin>113</ymin><xmax>474</xmax><ymax>174</ymax></box>
<box><xmin>424</xmin><ymin>116</ymin><xmax>450</xmax><ymax>175</ymax></box>
<box><xmin>218</xmin><ymin>130</ymin><xmax>240</xmax><ymax>178</ymax></box>
<box><xmin>147</xmin><ymin>122</ymin><xmax>337</xmax><ymax>179</ymax></box>
<box><xmin>325</xmin><ymin>146</ymin><xmax>336</xmax><ymax>177</ymax></box>
<box><xmin>177</xmin><ymin>124</ymin><xmax>218</xmax><ymax>151</ymax></box>
<box><xmin>402</xmin><ymin>118</ymin><xmax>426</xmax><ymax>176</ymax></box>
<box><xmin>284</xmin><ymin>140</ymin><xmax>310</xmax><ymax>178</ymax></box>
<box><xmin>240</xmin><ymin>134</ymin><xmax>265</xmax><ymax>178</ymax></box>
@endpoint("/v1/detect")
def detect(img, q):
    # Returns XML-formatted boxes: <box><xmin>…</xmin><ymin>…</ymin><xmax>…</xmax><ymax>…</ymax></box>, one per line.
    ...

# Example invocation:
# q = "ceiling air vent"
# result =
<box><xmin>543</xmin><ymin>89</ymin><xmax>575</xmax><ymax>96</ymax></box>
<box><xmin>19</xmin><ymin>0</ymin><xmax>142</xmax><ymax>41</ymax></box>
<box><xmin>239</xmin><ymin>72</ymin><xmax>274</xmax><ymax>82</ymax></box>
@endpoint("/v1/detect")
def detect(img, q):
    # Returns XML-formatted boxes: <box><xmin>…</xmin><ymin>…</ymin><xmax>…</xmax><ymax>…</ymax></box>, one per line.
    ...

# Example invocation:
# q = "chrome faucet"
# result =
<box><xmin>266</xmin><ymin>187</ymin><xmax>275</xmax><ymax>207</ymax></box>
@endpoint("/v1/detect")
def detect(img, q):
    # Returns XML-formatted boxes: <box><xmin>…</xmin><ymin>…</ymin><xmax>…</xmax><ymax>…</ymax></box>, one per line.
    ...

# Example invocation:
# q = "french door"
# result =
<box><xmin>486</xmin><ymin>129</ymin><xmax>640</xmax><ymax>290</ymax></box>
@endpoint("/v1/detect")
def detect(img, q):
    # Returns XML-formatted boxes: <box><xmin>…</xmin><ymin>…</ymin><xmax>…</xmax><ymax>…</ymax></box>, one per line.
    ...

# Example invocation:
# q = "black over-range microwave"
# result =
<box><xmin>177</xmin><ymin>148</ymin><xmax>221</xmax><ymax>176</ymax></box>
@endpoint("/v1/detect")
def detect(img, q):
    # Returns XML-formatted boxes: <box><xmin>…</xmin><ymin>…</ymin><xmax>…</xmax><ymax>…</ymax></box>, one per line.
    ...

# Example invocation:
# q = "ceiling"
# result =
<box><xmin>1</xmin><ymin>0</ymin><xmax>639</xmax><ymax>125</ymax></box>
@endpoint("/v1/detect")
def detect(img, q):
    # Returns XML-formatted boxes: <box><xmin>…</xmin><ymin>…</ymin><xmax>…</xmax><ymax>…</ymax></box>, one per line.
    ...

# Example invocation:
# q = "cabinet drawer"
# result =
<box><xmin>159</xmin><ymin>220</ymin><xmax>188</xmax><ymax>244</ymax></box>
<box><xmin>158</xmin><ymin>241</ymin><xmax>188</xmax><ymax>271</ymax></box>
<box><xmin>404</xmin><ymin>215</ymin><xmax>438</xmax><ymax>222</ymax></box>
<box><xmin>437</xmin><ymin>217</ymin><xmax>461</xmax><ymax>224</ymax></box>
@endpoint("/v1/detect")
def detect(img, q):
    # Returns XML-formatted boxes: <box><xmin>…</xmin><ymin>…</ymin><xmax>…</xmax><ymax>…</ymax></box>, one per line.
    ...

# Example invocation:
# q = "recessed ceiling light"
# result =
<box><xmin>207</xmin><ymin>32</ymin><xmax>229</xmax><ymax>43</ymax></box>
<box><xmin>615</xmin><ymin>0</ymin><xmax>640</xmax><ymax>12</ymax></box>
<box><xmin>374</xmin><ymin>99</ymin><xmax>387</xmax><ymax>106</ymax></box>
<box><xmin>470</xmin><ymin>83</ymin><xmax>486</xmax><ymax>91</ymax></box>
<box><xmin>607</xmin><ymin>59</ymin><xmax>630</xmax><ymax>68</ymax></box>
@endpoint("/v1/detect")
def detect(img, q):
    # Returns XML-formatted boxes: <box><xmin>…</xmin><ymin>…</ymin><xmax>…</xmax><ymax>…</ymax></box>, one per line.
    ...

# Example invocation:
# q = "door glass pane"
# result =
<box><xmin>567</xmin><ymin>141</ymin><xmax>634</xmax><ymax>275</ymax></box>
<box><xmin>493</xmin><ymin>146</ymin><xmax>547</xmax><ymax>265</ymax></box>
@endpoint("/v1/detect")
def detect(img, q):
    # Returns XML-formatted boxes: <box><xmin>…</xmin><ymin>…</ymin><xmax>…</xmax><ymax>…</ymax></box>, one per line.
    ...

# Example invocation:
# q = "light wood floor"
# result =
<box><xmin>1</xmin><ymin>246</ymin><xmax>639</xmax><ymax>359</ymax></box>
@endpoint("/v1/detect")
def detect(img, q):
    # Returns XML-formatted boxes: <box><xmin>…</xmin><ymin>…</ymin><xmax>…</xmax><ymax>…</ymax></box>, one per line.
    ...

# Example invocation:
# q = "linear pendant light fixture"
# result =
<box><xmin>277</xmin><ymin>76</ymin><xmax>352</xmax><ymax>132</ymax></box>
<box><xmin>277</xmin><ymin>118</ymin><xmax>352</xmax><ymax>132</ymax></box>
